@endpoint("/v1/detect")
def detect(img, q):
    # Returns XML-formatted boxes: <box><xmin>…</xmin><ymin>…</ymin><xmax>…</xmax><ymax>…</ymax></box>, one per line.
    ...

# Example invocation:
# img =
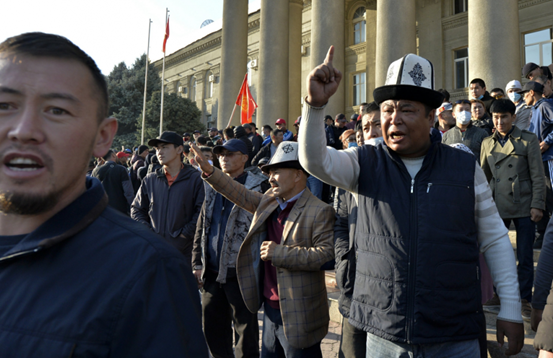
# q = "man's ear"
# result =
<box><xmin>427</xmin><ymin>109</ymin><xmax>436</xmax><ymax>127</ymax></box>
<box><xmin>93</xmin><ymin>117</ymin><xmax>118</xmax><ymax>158</ymax></box>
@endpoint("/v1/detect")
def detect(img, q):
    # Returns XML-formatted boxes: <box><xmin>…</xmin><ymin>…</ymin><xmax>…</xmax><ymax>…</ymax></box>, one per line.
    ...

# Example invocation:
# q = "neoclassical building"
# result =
<box><xmin>154</xmin><ymin>0</ymin><xmax>553</xmax><ymax>130</ymax></box>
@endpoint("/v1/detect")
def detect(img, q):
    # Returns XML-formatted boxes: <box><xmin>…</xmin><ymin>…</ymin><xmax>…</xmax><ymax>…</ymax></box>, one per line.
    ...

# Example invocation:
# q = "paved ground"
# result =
<box><xmin>256</xmin><ymin>310</ymin><xmax>342</xmax><ymax>357</ymax></box>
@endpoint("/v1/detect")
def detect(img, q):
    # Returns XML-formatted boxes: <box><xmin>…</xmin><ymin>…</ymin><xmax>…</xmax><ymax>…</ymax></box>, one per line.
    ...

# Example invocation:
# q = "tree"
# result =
<box><xmin>106</xmin><ymin>54</ymin><xmax>161</xmax><ymax>149</ymax></box>
<box><xmin>139</xmin><ymin>91</ymin><xmax>204</xmax><ymax>141</ymax></box>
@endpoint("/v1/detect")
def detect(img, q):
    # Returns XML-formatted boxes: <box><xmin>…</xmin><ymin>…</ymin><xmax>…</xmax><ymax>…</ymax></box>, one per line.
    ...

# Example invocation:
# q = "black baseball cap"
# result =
<box><xmin>193</xmin><ymin>130</ymin><xmax>201</xmax><ymax>134</ymax></box>
<box><xmin>522</xmin><ymin>62</ymin><xmax>539</xmax><ymax>79</ymax></box>
<box><xmin>519</xmin><ymin>81</ymin><xmax>544</xmax><ymax>94</ymax></box>
<box><xmin>182</xmin><ymin>132</ymin><xmax>191</xmax><ymax>137</ymax></box>
<box><xmin>148</xmin><ymin>131</ymin><xmax>184</xmax><ymax>147</ymax></box>
<box><xmin>213</xmin><ymin>139</ymin><xmax>248</xmax><ymax>155</ymax></box>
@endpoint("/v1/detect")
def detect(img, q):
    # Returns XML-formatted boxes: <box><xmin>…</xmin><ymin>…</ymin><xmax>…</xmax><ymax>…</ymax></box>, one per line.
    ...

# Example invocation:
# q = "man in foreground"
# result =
<box><xmin>191</xmin><ymin>141</ymin><xmax>335</xmax><ymax>357</ymax></box>
<box><xmin>299</xmin><ymin>47</ymin><xmax>524</xmax><ymax>357</ymax></box>
<box><xmin>0</xmin><ymin>32</ymin><xmax>207</xmax><ymax>356</ymax></box>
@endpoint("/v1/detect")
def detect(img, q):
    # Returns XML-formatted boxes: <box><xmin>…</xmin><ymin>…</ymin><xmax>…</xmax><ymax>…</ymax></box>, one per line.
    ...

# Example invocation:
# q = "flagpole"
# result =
<box><xmin>159</xmin><ymin>8</ymin><xmax>169</xmax><ymax>136</ymax></box>
<box><xmin>141</xmin><ymin>18</ymin><xmax>152</xmax><ymax>145</ymax></box>
<box><xmin>226</xmin><ymin>104</ymin><xmax>237</xmax><ymax>129</ymax></box>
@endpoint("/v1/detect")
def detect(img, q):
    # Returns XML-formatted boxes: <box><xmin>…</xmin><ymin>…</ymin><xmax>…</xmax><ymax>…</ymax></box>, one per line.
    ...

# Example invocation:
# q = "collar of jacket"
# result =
<box><xmin>492</xmin><ymin>126</ymin><xmax>521</xmax><ymax>142</ymax></box>
<box><xmin>155</xmin><ymin>163</ymin><xmax>195</xmax><ymax>183</ymax></box>
<box><xmin>0</xmin><ymin>177</ymin><xmax>108</xmax><ymax>261</ymax></box>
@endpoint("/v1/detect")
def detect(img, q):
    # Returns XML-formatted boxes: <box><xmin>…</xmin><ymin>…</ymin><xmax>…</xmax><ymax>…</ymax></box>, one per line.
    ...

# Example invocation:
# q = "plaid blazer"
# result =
<box><xmin>204</xmin><ymin>168</ymin><xmax>335</xmax><ymax>349</ymax></box>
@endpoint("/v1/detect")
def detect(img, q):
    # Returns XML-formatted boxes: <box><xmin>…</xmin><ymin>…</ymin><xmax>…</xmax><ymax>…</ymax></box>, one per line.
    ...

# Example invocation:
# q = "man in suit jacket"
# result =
<box><xmin>191</xmin><ymin>141</ymin><xmax>335</xmax><ymax>358</ymax></box>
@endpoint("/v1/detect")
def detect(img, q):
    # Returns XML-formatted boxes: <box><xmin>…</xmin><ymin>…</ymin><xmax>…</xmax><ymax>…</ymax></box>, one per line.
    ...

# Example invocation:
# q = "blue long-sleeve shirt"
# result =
<box><xmin>529</xmin><ymin>98</ymin><xmax>553</xmax><ymax>161</ymax></box>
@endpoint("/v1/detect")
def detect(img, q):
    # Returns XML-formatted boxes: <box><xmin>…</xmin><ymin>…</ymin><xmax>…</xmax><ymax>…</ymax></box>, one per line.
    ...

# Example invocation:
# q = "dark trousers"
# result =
<box><xmin>339</xmin><ymin>318</ymin><xmax>366</xmax><ymax>358</ymax></box>
<box><xmin>262</xmin><ymin>302</ymin><xmax>322</xmax><ymax>358</ymax></box>
<box><xmin>202</xmin><ymin>270</ymin><xmax>259</xmax><ymax>358</ymax></box>
<box><xmin>503</xmin><ymin>217</ymin><xmax>535</xmax><ymax>301</ymax></box>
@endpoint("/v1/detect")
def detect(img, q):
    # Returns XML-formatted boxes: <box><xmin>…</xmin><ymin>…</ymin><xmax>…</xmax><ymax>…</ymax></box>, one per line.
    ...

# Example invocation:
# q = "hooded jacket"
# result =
<box><xmin>0</xmin><ymin>177</ymin><xmax>208</xmax><ymax>357</ymax></box>
<box><xmin>131</xmin><ymin>164</ymin><xmax>205</xmax><ymax>258</ymax></box>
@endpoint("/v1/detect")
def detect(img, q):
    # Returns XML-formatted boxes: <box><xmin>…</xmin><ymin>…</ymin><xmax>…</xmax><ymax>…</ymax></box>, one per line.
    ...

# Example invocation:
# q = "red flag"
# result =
<box><xmin>162</xmin><ymin>17</ymin><xmax>170</xmax><ymax>53</ymax></box>
<box><xmin>235</xmin><ymin>74</ymin><xmax>258</xmax><ymax>124</ymax></box>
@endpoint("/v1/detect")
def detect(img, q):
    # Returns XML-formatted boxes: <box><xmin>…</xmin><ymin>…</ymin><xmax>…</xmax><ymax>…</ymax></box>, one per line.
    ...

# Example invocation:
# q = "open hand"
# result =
<box><xmin>190</xmin><ymin>143</ymin><xmax>214</xmax><ymax>175</ymax></box>
<box><xmin>306</xmin><ymin>46</ymin><xmax>343</xmax><ymax>107</ymax></box>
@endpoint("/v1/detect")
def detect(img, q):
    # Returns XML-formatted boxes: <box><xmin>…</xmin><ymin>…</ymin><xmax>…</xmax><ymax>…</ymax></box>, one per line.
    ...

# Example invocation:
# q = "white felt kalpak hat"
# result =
<box><xmin>261</xmin><ymin>141</ymin><xmax>305</xmax><ymax>174</ymax></box>
<box><xmin>373</xmin><ymin>53</ymin><xmax>444</xmax><ymax>109</ymax></box>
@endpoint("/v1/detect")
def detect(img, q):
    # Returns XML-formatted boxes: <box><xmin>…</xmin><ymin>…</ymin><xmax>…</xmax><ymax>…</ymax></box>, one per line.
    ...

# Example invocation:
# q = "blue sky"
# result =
<box><xmin>1</xmin><ymin>0</ymin><xmax>254</xmax><ymax>75</ymax></box>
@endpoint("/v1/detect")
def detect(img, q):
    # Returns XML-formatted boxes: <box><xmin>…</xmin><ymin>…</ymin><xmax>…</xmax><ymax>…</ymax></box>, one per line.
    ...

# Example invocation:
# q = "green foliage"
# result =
<box><xmin>107</xmin><ymin>54</ymin><xmax>203</xmax><ymax>149</ymax></box>
<box><xmin>140</xmin><ymin>91</ymin><xmax>204</xmax><ymax>141</ymax></box>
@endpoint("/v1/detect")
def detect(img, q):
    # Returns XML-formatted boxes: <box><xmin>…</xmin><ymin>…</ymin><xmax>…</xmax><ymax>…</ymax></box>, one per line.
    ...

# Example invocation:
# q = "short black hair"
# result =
<box><xmin>335</xmin><ymin>113</ymin><xmax>346</xmax><ymax>120</ymax></box>
<box><xmin>223</xmin><ymin>127</ymin><xmax>235</xmax><ymax>139</ymax></box>
<box><xmin>0</xmin><ymin>32</ymin><xmax>108</xmax><ymax>120</ymax></box>
<box><xmin>272</xmin><ymin>129</ymin><xmax>283</xmax><ymax>136</ymax></box>
<box><xmin>490</xmin><ymin>98</ymin><xmax>516</xmax><ymax>115</ymax></box>
<box><xmin>437</xmin><ymin>89</ymin><xmax>450</xmax><ymax>102</ymax></box>
<box><xmin>470</xmin><ymin>78</ymin><xmax>486</xmax><ymax>88</ymax></box>
<box><xmin>366</xmin><ymin>101</ymin><xmax>380</xmax><ymax>114</ymax></box>
<box><xmin>196</xmin><ymin>136</ymin><xmax>208</xmax><ymax>145</ymax></box>
<box><xmin>102</xmin><ymin>149</ymin><xmax>114</xmax><ymax>161</ymax></box>
<box><xmin>262</xmin><ymin>124</ymin><xmax>272</xmax><ymax>131</ymax></box>
<box><xmin>355</xmin><ymin>119</ymin><xmax>363</xmax><ymax>132</ymax></box>
<box><xmin>490</xmin><ymin>88</ymin><xmax>504</xmax><ymax>95</ymax></box>
<box><xmin>324</xmin><ymin>115</ymin><xmax>333</xmax><ymax>121</ymax></box>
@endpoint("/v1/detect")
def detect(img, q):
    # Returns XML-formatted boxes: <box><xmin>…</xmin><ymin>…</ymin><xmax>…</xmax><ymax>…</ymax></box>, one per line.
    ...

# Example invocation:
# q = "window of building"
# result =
<box><xmin>206</xmin><ymin>115</ymin><xmax>213</xmax><ymax>127</ymax></box>
<box><xmin>205</xmin><ymin>71</ymin><xmax>214</xmax><ymax>99</ymax></box>
<box><xmin>353</xmin><ymin>7</ymin><xmax>366</xmax><ymax>45</ymax></box>
<box><xmin>190</xmin><ymin>76</ymin><xmax>196</xmax><ymax>102</ymax></box>
<box><xmin>454</xmin><ymin>0</ymin><xmax>468</xmax><ymax>14</ymax></box>
<box><xmin>353</xmin><ymin>72</ymin><xmax>366</xmax><ymax>106</ymax></box>
<box><xmin>524</xmin><ymin>28</ymin><xmax>553</xmax><ymax>66</ymax></box>
<box><xmin>454</xmin><ymin>48</ymin><xmax>469</xmax><ymax>89</ymax></box>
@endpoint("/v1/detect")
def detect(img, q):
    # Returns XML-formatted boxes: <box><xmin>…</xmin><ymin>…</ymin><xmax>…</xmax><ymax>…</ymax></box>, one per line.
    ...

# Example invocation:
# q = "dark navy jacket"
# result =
<box><xmin>349</xmin><ymin>134</ymin><xmax>483</xmax><ymax>344</ymax></box>
<box><xmin>0</xmin><ymin>177</ymin><xmax>208</xmax><ymax>357</ymax></box>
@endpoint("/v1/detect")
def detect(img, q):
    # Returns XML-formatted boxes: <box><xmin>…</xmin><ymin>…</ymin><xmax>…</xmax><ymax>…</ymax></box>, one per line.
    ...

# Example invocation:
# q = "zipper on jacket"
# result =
<box><xmin>406</xmin><ymin>177</ymin><xmax>418</xmax><ymax>343</ymax></box>
<box><xmin>425</xmin><ymin>182</ymin><xmax>470</xmax><ymax>193</ymax></box>
<box><xmin>0</xmin><ymin>247</ymin><xmax>42</xmax><ymax>262</ymax></box>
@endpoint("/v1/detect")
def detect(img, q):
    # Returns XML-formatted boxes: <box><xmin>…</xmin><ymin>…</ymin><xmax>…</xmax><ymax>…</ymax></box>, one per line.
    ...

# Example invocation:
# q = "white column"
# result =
<box><xmin>257</xmin><ymin>0</ymin><xmax>290</xmax><ymax>128</ymax></box>
<box><xmin>217</xmin><ymin>0</ymin><xmax>248</xmax><ymax>129</ymax></box>
<box><xmin>375</xmin><ymin>0</ymin><xmax>416</xmax><ymax>87</ymax></box>
<box><xmin>311</xmin><ymin>0</ymin><xmax>345</xmax><ymax>116</ymax></box>
<box><xmin>469</xmin><ymin>0</ymin><xmax>520</xmax><ymax>89</ymax></box>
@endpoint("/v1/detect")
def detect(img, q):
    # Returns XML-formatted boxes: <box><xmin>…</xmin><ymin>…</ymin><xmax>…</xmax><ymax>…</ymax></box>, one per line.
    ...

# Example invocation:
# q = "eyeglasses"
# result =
<box><xmin>455</xmin><ymin>100</ymin><xmax>471</xmax><ymax>104</ymax></box>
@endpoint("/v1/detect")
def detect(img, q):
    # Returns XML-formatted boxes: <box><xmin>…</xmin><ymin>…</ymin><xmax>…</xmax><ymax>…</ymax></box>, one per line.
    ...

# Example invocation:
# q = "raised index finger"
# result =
<box><xmin>323</xmin><ymin>45</ymin><xmax>334</xmax><ymax>65</ymax></box>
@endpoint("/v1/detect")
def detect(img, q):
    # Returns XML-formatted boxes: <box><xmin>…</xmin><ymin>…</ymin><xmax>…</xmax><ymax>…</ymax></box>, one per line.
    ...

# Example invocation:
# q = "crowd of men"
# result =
<box><xmin>4</xmin><ymin>31</ymin><xmax>553</xmax><ymax>358</ymax></box>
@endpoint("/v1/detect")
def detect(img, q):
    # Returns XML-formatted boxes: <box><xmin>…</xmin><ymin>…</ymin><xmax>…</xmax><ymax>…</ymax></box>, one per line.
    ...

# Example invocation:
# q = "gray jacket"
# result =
<box><xmin>442</xmin><ymin>124</ymin><xmax>489</xmax><ymax>163</ymax></box>
<box><xmin>192</xmin><ymin>170</ymin><xmax>267</xmax><ymax>283</ymax></box>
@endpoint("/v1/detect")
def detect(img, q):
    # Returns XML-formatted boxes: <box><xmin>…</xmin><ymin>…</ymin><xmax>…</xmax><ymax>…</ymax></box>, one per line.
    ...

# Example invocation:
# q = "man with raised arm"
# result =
<box><xmin>298</xmin><ymin>46</ymin><xmax>524</xmax><ymax>357</ymax></box>
<box><xmin>191</xmin><ymin>141</ymin><xmax>335</xmax><ymax>357</ymax></box>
